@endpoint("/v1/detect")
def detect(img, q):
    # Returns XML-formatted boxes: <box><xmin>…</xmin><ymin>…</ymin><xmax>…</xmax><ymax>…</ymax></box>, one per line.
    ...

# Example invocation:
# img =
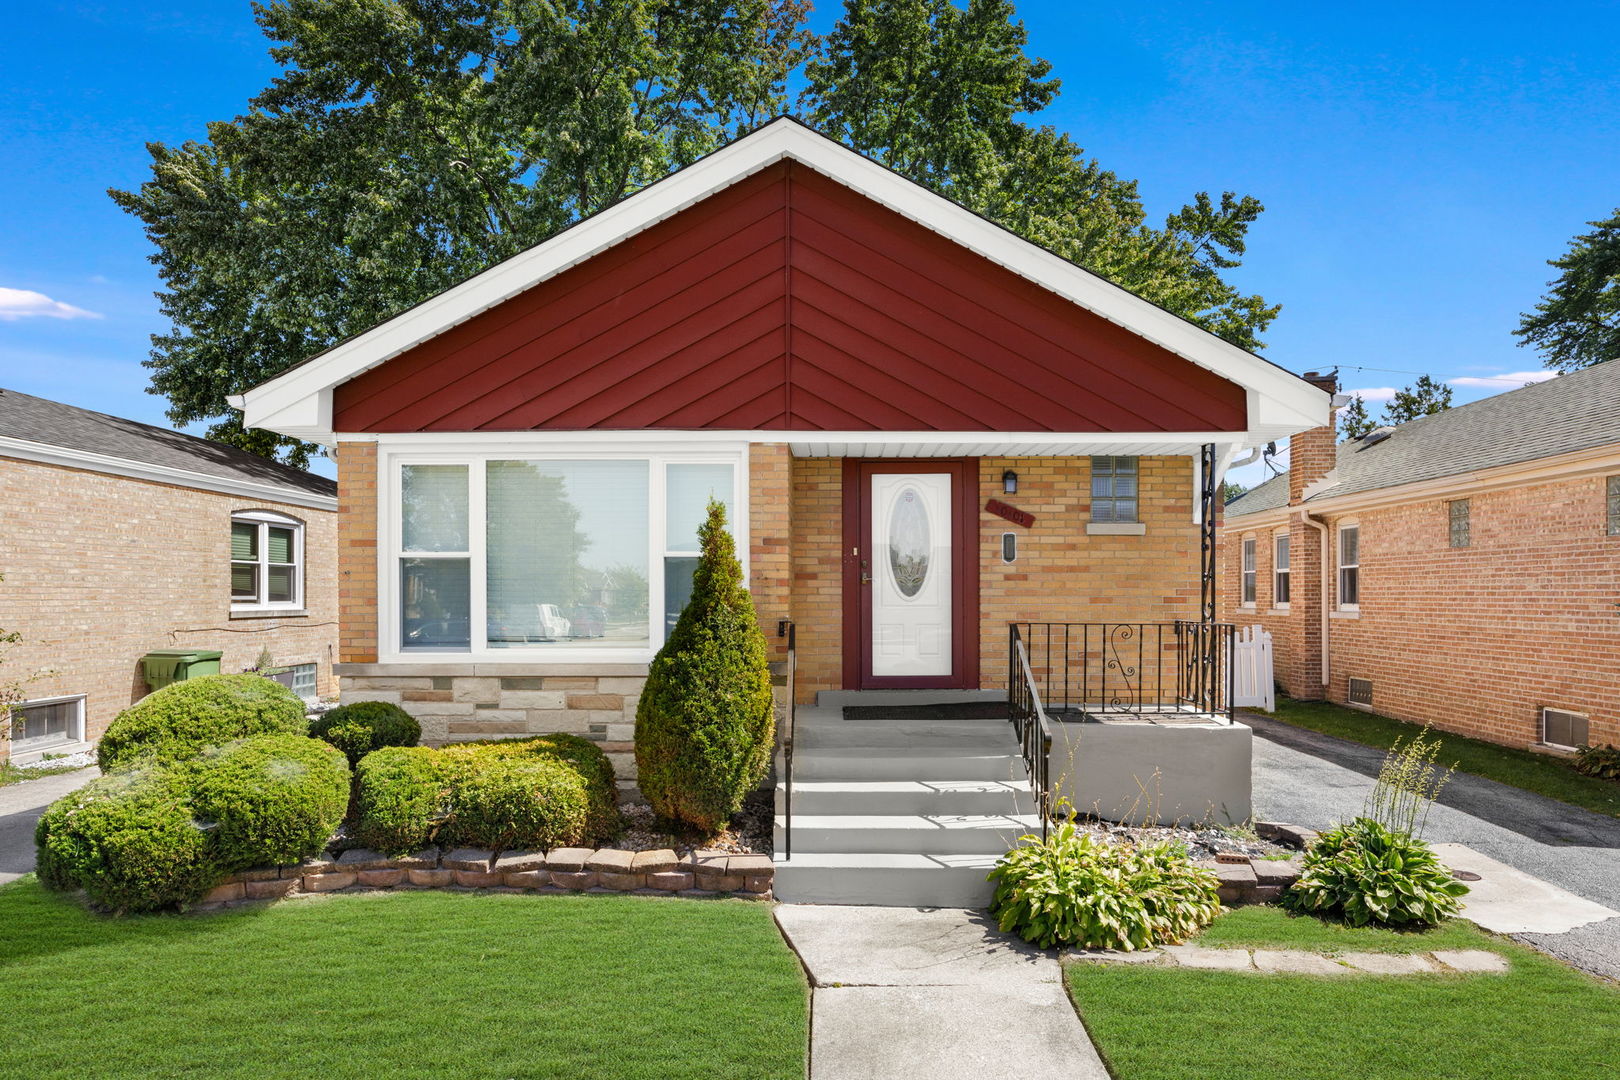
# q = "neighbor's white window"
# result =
<box><xmin>1338</xmin><ymin>524</ymin><xmax>1360</xmax><ymax>609</ymax></box>
<box><xmin>390</xmin><ymin>450</ymin><xmax>740</xmax><ymax>658</ymax></box>
<box><xmin>10</xmin><ymin>695</ymin><xmax>85</xmax><ymax>752</ymax></box>
<box><xmin>1090</xmin><ymin>456</ymin><xmax>1139</xmax><ymax>522</ymax></box>
<box><xmin>1273</xmin><ymin>532</ymin><xmax>1291</xmax><ymax>607</ymax></box>
<box><xmin>232</xmin><ymin>511</ymin><xmax>304</xmax><ymax>610</ymax></box>
<box><xmin>1240</xmin><ymin>537</ymin><xmax>1257</xmax><ymax>605</ymax></box>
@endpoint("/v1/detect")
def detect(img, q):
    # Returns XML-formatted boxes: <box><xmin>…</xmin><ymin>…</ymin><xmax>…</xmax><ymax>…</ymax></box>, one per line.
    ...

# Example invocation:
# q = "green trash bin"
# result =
<box><xmin>140</xmin><ymin>649</ymin><xmax>224</xmax><ymax>692</ymax></box>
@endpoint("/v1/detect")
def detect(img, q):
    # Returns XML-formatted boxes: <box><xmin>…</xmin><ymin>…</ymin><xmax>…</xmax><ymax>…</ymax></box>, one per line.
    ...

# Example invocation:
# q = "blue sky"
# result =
<box><xmin>2</xmin><ymin>2</ymin><xmax>1616</xmax><ymax>488</ymax></box>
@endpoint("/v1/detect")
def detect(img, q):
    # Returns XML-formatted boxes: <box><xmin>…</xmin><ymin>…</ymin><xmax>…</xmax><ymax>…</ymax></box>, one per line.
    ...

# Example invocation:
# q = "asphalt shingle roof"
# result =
<box><xmin>0</xmin><ymin>388</ymin><xmax>335</xmax><ymax>500</ymax></box>
<box><xmin>1227</xmin><ymin>359</ymin><xmax>1620</xmax><ymax>518</ymax></box>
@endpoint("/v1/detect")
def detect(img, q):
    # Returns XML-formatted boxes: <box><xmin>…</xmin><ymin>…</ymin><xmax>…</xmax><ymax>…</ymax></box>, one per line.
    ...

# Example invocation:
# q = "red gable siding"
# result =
<box><xmin>333</xmin><ymin>162</ymin><xmax>1246</xmax><ymax>433</ymax></box>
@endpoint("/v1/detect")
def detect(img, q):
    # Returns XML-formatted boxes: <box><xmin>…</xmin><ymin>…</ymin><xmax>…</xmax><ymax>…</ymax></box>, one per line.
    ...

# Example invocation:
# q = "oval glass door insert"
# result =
<box><xmin>888</xmin><ymin>487</ymin><xmax>930</xmax><ymax>598</ymax></box>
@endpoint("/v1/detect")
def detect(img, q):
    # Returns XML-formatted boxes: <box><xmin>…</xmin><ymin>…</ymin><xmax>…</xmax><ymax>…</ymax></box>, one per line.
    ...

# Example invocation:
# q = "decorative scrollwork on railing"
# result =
<box><xmin>1103</xmin><ymin>624</ymin><xmax>1139</xmax><ymax>710</ymax></box>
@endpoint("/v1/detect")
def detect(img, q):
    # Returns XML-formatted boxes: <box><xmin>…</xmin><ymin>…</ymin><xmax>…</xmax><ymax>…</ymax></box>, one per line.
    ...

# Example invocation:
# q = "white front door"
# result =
<box><xmin>870</xmin><ymin>471</ymin><xmax>953</xmax><ymax>677</ymax></box>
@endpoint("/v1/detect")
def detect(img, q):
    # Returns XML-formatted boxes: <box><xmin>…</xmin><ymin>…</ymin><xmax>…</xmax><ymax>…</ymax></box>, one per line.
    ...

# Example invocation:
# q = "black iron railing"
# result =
<box><xmin>776</xmin><ymin>619</ymin><xmax>797</xmax><ymax>861</ymax></box>
<box><xmin>1008</xmin><ymin>624</ymin><xmax>1054</xmax><ymax>839</ymax></box>
<box><xmin>1010</xmin><ymin>621</ymin><xmax>1237</xmax><ymax>723</ymax></box>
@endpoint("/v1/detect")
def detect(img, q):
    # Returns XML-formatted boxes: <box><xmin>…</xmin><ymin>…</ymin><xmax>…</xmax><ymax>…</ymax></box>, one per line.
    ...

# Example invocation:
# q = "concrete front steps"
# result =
<box><xmin>773</xmin><ymin>692</ymin><xmax>1038</xmax><ymax>907</ymax></box>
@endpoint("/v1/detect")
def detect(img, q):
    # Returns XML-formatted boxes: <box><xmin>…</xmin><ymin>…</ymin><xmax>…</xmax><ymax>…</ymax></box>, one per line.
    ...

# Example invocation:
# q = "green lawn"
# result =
<box><xmin>1262</xmin><ymin>696</ymin><xmax>1620</xmax><ymax>818</ymax></box>
<box><xmin>0</xmin><ymin>878</ymin><xmax>807</xmax><ymax>1080</ymax></box>
<box><xmin>1067</xmin><ymin>907</ymin><xmax>1620</xmax><ymax>1080</ymax></box>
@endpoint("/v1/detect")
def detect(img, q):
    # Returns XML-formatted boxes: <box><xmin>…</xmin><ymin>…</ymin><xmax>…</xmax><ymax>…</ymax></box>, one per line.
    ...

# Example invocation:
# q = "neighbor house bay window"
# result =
<box><xmin>393</xmin><ymin>452</ymin><xmax>738</xmax><ymax>656</ymax></box>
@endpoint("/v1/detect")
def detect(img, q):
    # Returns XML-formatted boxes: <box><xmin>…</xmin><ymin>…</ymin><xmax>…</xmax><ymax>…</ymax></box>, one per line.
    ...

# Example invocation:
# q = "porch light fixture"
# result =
<box><xmin>1002</xmin><ymin>470</ymin><xmax>1018</xmax><ymax>494</ymax></box>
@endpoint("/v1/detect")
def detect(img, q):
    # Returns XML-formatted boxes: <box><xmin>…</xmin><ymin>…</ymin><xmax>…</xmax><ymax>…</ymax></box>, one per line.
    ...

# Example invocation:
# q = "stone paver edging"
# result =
<box><xmin>1068</xmin><ymin>945</ymin><xmax>1509</xmax><ymax>975</ymax></box>
<box><xmin>196</xmin><ymin>846</ymin><xmax>773</xmax><ymax>909</ymax></box>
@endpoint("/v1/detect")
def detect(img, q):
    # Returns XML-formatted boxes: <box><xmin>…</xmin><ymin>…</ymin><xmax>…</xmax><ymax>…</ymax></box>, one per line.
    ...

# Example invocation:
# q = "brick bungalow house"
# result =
<box><xmin>0</xmin><ymin>389</ymin><xmax>338</xmax><ymax>764</ymax></box>
<box><xmin>1222</xmin><ymin>360</ymin><xmax>1620</xmax><ymax>753</ymax></box>
<box><xmin>238</xmin><ymin>118</ymin><xmax>1328</xmax><ymax>901</ymax></box>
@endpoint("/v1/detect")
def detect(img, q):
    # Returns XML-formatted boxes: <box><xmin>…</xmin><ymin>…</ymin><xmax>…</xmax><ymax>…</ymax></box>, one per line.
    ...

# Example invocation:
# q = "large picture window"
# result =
<box><xmin>390</xmin><ymin>450</ymin><xmax>741</xmax><ymax>658</ymax></box>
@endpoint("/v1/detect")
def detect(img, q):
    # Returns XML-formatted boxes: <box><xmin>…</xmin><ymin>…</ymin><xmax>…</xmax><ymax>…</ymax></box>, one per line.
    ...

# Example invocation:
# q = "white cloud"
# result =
<box><xmin>0</xmin><ymin>287</ymin><xmax>103</xmax><ymax>321</ymax></box>
<box><xmin>1448</xmin><ymin>371</ymin><xmax>1559</xmax><ymax>390</ymax></box>
<box><xmin>1345</xmin><ymin>386</ymin><xmax>1399</xmax><ymax>403</ymax></box>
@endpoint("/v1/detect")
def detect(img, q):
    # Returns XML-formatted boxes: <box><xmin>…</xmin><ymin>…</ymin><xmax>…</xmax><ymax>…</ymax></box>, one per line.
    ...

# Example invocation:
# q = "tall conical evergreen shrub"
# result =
<box><xmin>635</xmin><ymin>499</ymin><xmax>775</xmax><ymax>832</ymax></box>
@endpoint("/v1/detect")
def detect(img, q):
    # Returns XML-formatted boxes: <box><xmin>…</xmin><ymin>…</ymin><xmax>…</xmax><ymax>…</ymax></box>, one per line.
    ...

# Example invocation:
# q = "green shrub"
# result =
<box><xmin>33</xmin><ymin>767</ymin><xmax>219</xmax><ymax>914</ymax></box>
<box><xmin>351</xmin><ymin>747</ymin><xmax>454</xmax><ymax>854</ymax></box>
<box><xmin>189</xmin><ymin>735</ymin><xmax>350</xmax><ymax>870</ymax></box>
<box><xmin>1282</xmin><ymin>818</ymin><xmax>1469</xmax><ymax>928</ymax></box>
<box><xmin>97</xmin><ymin>674</ymin><xmax>308</xmax><ymax>771</ymax></box>
<box><xmin>635</xmin><ymin>499</ymin><xmax>774</xmax><ymax>833</ymax></box>
<box><xmin>1574</xmin><ymin>744</ymin><xmax>1620</xmax><ymax>781</ymax></box>
<box><xmin>447</xmin><ymin>757</ymin><xmax>592</xmax><ymax>851</ymax></box>
<box><xmin>309</xmin><ymin>701</ymin><xmax>421</xmax><ymax>766</ymax></box>
<box><xmin>445</xmin><ymin>734</ymin><xmax>619</xmax><ymax>841</ymax></box>
<box><xmin>989</xmin><ymin>824</ymin><xmax>1222</xmax><ymax>950</ymax></box>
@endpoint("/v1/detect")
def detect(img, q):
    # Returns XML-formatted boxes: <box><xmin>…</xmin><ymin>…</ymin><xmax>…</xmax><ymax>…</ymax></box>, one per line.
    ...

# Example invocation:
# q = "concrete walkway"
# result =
<box><xmin>1247</xmin><ymin>712</ymin><xmax>1620</xmax><ymax>979</ymax></box>
<box><xmin>0</xmin><ymin>767</ymin><xmax>98</xmax><ymax>886</ymax></box>
<box><xmin>775</xmin><ymin>905</ymin><xmax>1109</xmax><ymax>1080</ymax></box>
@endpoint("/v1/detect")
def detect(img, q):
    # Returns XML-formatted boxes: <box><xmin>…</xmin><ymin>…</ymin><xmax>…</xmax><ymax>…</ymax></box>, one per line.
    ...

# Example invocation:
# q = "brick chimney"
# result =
<box><xmin>1288</xmin><ymin>371</ymin><xmax>1339</xmax><ymax>506</ymax></box>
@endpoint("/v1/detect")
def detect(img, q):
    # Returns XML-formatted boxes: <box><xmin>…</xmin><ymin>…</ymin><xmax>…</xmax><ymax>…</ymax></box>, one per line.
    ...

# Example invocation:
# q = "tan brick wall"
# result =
<box><xmin>0</xmin><ymin>457</ymin><xmax>338</xmax><ymax>755</ymax></box>
<box><xmin>1224</xmin><ymin>473</ymin><xmax>1620</xmax><ymax>749</ymax></box>
<box><xmin>748</xmin><ymin>443</ymin><xmax>791</xmax><ymax>661</ymax></box>
<box><xmin>1219</xmin><ymin>518</ymin><xmax>1328</xmax><ymax>700</ymax></box>
<box><xmin>336</xmin><ymin>442</ymin><xmax>379</xmax><ymax>663</ymax></box>
<box><xmin>789</xmin><ymin>458</ymin><xmax>844</xmax><ymax>702</ymax></box>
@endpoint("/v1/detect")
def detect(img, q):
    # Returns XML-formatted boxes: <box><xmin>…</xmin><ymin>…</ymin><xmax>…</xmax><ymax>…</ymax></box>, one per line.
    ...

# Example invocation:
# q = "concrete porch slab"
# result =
<box><xmin>1432</xmin><ymin>843</ymin><xmax>1619</xmax><ymax>934</ymax></box>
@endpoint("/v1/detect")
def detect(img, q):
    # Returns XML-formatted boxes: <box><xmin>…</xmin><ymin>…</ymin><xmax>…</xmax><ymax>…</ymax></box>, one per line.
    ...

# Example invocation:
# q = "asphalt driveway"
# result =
<box><xmin>0</xmin><ymin>768</ymin><xmax>98</xmax><ymax>886</ymax></box>
<box><xmin>1247</xmin><ymin>712</ymin><xmax>1620</xmax><ymax>980</ymax></box>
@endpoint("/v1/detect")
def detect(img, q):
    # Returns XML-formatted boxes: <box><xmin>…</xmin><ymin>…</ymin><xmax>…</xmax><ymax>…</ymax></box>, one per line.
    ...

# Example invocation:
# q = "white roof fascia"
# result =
<box><xmin>243</xmin><ymin>118</ymin><xmax>1328</xmax><ymax>440</ymax></box>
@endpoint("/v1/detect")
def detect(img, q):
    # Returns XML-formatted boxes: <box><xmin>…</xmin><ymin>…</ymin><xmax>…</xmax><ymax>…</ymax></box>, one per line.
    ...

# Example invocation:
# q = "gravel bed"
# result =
<box><xmin>12</xmin><ymin>750</ymin><xmax>97</xmax><ymax>772</ymax></box>
<box><xmin>617</xmin><ymin>789</ymin><xmax>773</xmax><ymax>856</ymax></box>
<box><xmin>1075</xmin><ymin>820</ymin><xmax>1295</xmax><ymax>861</ymax></box>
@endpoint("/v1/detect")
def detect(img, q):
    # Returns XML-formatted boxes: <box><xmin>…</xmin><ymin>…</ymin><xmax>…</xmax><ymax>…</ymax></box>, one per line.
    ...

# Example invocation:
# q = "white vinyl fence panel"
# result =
<box><xmin>1232</xmin><ymin>624</ymin><xmax>1274</xmax><ymax>712</ymax></box>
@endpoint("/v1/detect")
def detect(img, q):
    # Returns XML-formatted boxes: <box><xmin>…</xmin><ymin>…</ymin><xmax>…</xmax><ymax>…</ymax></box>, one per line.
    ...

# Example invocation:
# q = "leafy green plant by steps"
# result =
<box><xmin>989</xmin><ymin>823</ymin><xmax>1222</xmax><ymax>950</ymax></box>
<box><xmin>1282</xmin><ymin>818</ymin><xmax>1469</xmax><ymax>928</ymax></box>
<box><xmin>1574</xmin><ymin>744</ymin><xmax>1620</xmax><ymax>781</ymax></box>
<box><xmin>97</xmin><ymin>674</ymin><xmax>308</xmax><ymax>771</ymax></box>
<box><xmin>635</xmin><ymin>499</ymin><xmax>774</xmax><ymax>834</ymax></box>
<box><xmin>351</xmin><ymin>735</ymin><xmax>619</xmax><ymax>855</ymax></box>
<box><xmin>1362</xmin><ymin>727</ymin><xmax>1455</xmax><ymax>838</ymax></box>
<box><xmin>189</xmin><ymin>735</ymin><xmax>351</xmax><ymax>871</ymax></box>
<box><xmin>309</xmin><ymin>701</ymin><xmax>421</xmax><ymax>766</ymax></box>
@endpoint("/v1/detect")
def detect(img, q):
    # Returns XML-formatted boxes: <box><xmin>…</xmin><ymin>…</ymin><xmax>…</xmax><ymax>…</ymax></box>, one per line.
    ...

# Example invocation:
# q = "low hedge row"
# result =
<box><xmin>354</xmin><ymin>735</ymin><xmax>619</xmax><ymax>855</ymax></box>
<box><xmin>36</xmin><ymin>735</ymin><xmax>350</xmax><ymax>914</ymax></box>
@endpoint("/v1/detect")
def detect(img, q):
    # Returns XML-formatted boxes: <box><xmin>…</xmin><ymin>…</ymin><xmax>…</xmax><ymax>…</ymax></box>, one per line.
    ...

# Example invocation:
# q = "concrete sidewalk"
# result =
<box><xmin>0</xmin><ymin>768</ymin><xmax>98</xmax><ymax>885</ymax></box>
<box><xmin>775</xmin><ymin>905</ymin><xmax>1108</xmax><ymax>1080</ymax></box>
<box><xmin>1246</xmin><ymin>712</ymin><xmax>1620</xmax><ymax>980</ymax></box>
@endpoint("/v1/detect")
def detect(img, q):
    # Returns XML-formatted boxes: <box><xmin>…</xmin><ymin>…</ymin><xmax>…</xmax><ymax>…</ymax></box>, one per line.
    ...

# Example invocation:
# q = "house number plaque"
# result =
<box><xmin>985</xmin><ymin>499</ymin><xmax>1035</xmax><ymax>528</ymax></box>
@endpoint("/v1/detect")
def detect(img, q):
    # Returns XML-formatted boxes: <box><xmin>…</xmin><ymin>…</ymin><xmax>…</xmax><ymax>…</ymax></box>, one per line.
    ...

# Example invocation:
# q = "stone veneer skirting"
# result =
<box><xmin>196</xmin><ymin>846</ymin><xmax>775</xmax><ymax>910</ymax></box>
<box><xmin>335</xmin><ymin>663</ymin><xmax>648</xmax><ymax>785</ymax></box>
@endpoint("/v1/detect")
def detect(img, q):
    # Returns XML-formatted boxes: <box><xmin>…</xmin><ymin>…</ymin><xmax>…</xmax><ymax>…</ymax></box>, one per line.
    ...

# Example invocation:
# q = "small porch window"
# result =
<box><xmin>1090</xmin><ymin>456</ymin><xmax>1138</xmax><ymax>522</ymax></box>
<box><xmin>1240</xmin><ymin>537</ymin><xmax>1257</xmax><ymax>606</ymax></box>
<box><xmin>1273</xmin><ymin>533</ymin><xmax>1291</xmax><ymax>606</ymax></box>
<box><xmin>1338</xmin><ymin>524</ymin><xmax>1360</xmax><ymax>609</ymax></box>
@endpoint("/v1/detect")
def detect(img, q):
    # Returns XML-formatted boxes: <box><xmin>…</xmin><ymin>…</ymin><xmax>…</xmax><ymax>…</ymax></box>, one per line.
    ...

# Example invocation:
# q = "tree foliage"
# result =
<box><xmin>1381</xmin><ymin>375</ymin><xmax>1453</xmax><ymax>426</ymax></box>
<box><xmin>1338</xmin><ymin>394</ymin><xmax>1373</xmax><ymax>441</ymax></box>
<box><xmin>1515</xmin><ymin>208</ymin><xmax>1620</xmax><ymax>372</ymax></box>
<box><xmin>117</xmin><ymin>0</ymin><xmax>1280</xmax><ymax>465</ymax></box>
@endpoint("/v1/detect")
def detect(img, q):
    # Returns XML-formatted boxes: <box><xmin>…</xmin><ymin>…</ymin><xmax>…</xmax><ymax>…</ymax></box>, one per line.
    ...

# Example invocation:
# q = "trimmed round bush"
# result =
<box><xmin>98</xmin><ymin>674</ymin><xmax>308</xmax><ymax>771</ymax></box>
<box><xmin>309</xmin><ymin>701</ymin><xmax>421</xmax><ymax>766</ymax></box>
<box><xmin>34</xmin><ymin>767</ymin><xmax>219</xmax><ymax>914</ymax></box>
<box><xmin>189</xmin><ymin>735</ymin><xmax>350</xmax><ymax>871</ymax></box>
<box><xmin>446</xmin><ymin>756</ymin><xmax>592</xmax><ymax>852</ymax></box>
<box><xmin>635</xmin><ymin>500</ymin><xmax>774</xmax><ymax>833</ymax></box>
<box><xmin>989</xmin><ymin>824</ymin><xmax>1222</xmax><ymax>950</ymax></box>
<box><xmin>1282</xmin><ymin>817</ymin><xmax>1469</xmax><ymax>928</ymax></box>
<box><xmin>351</xmin><ymin>747</ymin><xmax>454</xmax><ymax>855</ymax></box>
<box><xmin>444</xmin><ymin>734</ymin><xmax>619</xmax><ymax>842</ymax></box>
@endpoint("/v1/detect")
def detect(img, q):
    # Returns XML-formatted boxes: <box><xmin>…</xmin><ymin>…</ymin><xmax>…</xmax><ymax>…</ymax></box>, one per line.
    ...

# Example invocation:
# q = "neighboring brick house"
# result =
<box><xmin>0</xmin><ymin>389</ymin><xmax>338</xmax><ymax>763</ymax></box>
<box><xmin>237</xmin><ymin>117</ymin><xmax>1329</xmax><ymax>791</ymax></box>
<box><xmin>1222</xmin><ymin>361</ymin><xmax>1620</xmax><ymax>753</ymax></box>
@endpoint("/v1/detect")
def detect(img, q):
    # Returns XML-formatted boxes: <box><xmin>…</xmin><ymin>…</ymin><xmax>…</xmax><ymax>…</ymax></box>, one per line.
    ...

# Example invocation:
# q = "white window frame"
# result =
<box><xmin>377</xmin><ymin>437</ymin><xmax>749</xmax><ymax>664</ymax></box>
<box><xmin>1272</xmin><ymin>530</ymin><xmax>1291</xmax><ymax>610</ymax></box>
<box><xmin>1539</xmin><ymin>707</ymin><xmax>1590</xmax><ymax>752</ymax></box>
<box><xmin>231</xmin><ymin>510</ymin><xmax>305</xmax><ymax>612</ymax></box>
<box><xmin>1337</xmin><ymin>522</ymin><xmax>1361</xmax><ymax>611</ymax></box>
<box><xmin>1239</xmin><ymin>535</ymin><xmax>1257</xmax><ymax>607</ymax></box>
<box><xmin>10</xmin><ymin>694</ymin><xmax>87</xmax><ymax>753</ymax></box>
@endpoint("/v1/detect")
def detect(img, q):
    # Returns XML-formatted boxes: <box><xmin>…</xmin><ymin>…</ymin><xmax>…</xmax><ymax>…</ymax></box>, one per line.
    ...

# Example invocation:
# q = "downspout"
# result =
<box><xmin>1298</xmin><ymin>510</ymin><xmax>1331</xmax><ymax>688</ymax></box>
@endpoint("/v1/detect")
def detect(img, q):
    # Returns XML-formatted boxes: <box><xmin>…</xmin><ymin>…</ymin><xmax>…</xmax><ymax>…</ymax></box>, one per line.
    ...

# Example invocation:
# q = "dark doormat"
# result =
<box><xmin>843</xmin><ymin>701</ymin><xmax>1010</xmax><ymax>721</ymax></box>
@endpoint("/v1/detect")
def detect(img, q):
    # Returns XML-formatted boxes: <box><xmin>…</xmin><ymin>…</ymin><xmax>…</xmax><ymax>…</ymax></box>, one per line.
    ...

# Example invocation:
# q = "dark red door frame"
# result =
<box><xmin>841</xmin><ymin>459</ymin><xmax>981</xmax><ymax>690</ymax></box>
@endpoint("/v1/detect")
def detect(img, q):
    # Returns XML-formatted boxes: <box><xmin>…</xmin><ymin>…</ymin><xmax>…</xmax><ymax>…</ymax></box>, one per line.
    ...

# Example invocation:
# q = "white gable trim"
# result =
<box><xmin>242</xmin><ymin>117</ymin><xmax>1328</xmax><ymax>444</ymax></box>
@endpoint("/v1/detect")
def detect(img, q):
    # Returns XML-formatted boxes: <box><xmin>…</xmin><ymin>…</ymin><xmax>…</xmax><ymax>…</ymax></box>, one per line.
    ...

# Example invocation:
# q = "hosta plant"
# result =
<box><xmin>1574</xmin><ymin>744</ymin><xmax>1620</xmax><ymax>781</ymax></box>
<box><xmin>989</xmin><ymin>824</ymin><xmax>1222</xmax><ymax>950</ymax></box>
<box><xmin>1282</xmin><ymin>817</ymin><xmax>1469</xmax><ymax>928</ymax></box>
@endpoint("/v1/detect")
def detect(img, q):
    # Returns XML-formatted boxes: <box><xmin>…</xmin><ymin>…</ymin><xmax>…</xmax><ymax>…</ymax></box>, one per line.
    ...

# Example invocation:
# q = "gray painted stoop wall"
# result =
<box><xmin>772</xmin><ymin>692</ymin><xmax>1040</xmax><ymax>906</ymax></box>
